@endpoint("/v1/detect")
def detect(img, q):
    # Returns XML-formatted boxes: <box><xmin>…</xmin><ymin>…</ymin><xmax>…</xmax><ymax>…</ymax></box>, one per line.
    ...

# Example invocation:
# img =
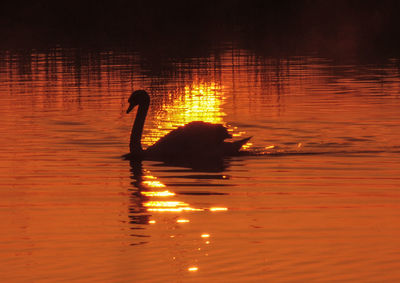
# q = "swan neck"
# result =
<box><xmin>130</xmin><ymin>101</ymin><xmax>149</xmax><ymax>153</ymax></box>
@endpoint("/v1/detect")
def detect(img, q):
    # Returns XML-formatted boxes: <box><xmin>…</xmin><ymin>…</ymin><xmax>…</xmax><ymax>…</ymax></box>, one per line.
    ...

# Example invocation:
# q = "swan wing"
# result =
<box><xmin>146</xmin><ymin>121</ymin><xmax>231</xmax><ymax>156</ymax></box>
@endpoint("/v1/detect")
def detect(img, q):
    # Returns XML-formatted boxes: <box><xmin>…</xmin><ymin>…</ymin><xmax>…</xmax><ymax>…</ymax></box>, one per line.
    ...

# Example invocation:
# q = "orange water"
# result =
<box><xmin>1</xmin><ymin>47</ymin><xmax>400</xmax><ymax>282</ymax></box>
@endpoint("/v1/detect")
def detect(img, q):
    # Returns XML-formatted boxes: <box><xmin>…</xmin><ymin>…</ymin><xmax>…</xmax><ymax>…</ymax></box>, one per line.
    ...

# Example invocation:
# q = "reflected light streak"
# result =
<box><xmin>144</xmin><ymin>201</ymin><xmax>188</xmax><ymax>208</ymax></box>
<box><xmin>144</xmin><ymin>200</ymin><xmax>203</xmax><ymax>212</ymax></box>
<box><xmin>148</xmin><ymin>207</ymin><xmax>203</xmax><ymax>212</ymax></box>
<box><xmin>242</xmin><ymin>142</ymin><xmax>253</xmax><ymax>150</ymax></box>
<box><xmin>188</xmin><ymin>267</ymin><xmax>198</xmax><ymax>272</ymax></box>
<box><xmin>142</xmin><ymin>180</ymin><xmax>166</xmax><ymax>188</ymax></box>
<box><xmin>209</xmin><ymin>207</ymin><xmax>228</xmax><ymax>212</ymax></box>
<box><xmin>177</xmin><ymin>219</ymin><xmax>190</xmax><ymax>223</ymax></box>
<box><xmin>232</xmin><ymin>131</ymin><xmax>247</xmax><ymax>137</ymax></box>
<box><xmin>201</xmin><ymin>234</ymin><xmax>210</xmax><ymax>238</ymax></box>
<box><xmin>141</xmin><ymin>190</ymin><xmax>175</xmax><ymax>197</ymax></box>
<box><xmin>148</xmin><ymin>220</ymin><xmax>156</xmax><ymax>224</ymax></box>
<box><xmin>140</xmin><ymin>169</ymin><xmax>207</xmax><ymax>213</ymax></box>
<box><xmin>143</xmin><ymin>175</ymin><xmax>157</xmax><ymax>180</ymax></box>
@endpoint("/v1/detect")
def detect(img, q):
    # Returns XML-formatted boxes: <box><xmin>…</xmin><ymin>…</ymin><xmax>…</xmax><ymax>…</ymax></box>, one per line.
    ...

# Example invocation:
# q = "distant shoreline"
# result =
<box><xmin>1</xmin><ymin>0</ymin><xmax>400</xmax><ymax>59</ymax></box>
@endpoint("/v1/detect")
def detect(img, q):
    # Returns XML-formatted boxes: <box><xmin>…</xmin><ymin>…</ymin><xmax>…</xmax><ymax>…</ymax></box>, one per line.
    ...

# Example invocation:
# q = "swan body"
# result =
<box><xmin>123</xmin><ymin>90</ymin><xmax>251</xmax><ymax>160</ymax></box>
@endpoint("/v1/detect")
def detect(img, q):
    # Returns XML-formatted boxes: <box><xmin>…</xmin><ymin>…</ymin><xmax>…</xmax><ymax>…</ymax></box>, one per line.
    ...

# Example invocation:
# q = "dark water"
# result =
<box><xmin>1</xmin><ymin>46</ymin><xmax>400</xmax><ymax>282</ymax></box>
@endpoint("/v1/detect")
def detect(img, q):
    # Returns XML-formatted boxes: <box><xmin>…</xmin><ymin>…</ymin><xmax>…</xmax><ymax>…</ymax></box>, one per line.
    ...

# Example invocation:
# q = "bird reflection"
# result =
<box><xmin>128</xmin><ymin>160</ymin><xmax>151</xmax><ymax>227</ymax></box>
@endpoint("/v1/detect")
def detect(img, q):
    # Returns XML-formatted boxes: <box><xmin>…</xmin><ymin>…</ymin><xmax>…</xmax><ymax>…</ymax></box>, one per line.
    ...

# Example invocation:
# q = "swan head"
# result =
<box><xmin>126</xmin><ymin>90</ymin><xmax>150</xmax><ymax>113</ymax></box>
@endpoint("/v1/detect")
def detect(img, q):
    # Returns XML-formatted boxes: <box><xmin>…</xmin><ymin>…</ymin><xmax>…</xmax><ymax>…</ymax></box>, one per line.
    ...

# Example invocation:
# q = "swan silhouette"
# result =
<box><xmin>123</xmin><ymin>90</ymin><xmax>251</xmax><ymax>161</ymax></box>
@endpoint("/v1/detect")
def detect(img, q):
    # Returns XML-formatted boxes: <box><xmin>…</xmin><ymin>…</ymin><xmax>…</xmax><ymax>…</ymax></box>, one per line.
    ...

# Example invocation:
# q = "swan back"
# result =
<box><xmin>146</xmin><ymin>121</ymin><xmax>232</xmax><ymax>157</ymax></box>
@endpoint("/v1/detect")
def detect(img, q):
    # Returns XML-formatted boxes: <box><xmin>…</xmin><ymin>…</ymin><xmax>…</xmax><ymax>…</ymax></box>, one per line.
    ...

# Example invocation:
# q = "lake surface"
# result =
<box><xmin>1</xmin><ymin>45</ymin><xmax>400</xmax><ymax>282</ymax></box>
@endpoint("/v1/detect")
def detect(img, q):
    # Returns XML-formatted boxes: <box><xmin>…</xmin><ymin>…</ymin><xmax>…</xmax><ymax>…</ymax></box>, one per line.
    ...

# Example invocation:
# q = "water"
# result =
<box><xmin>1</xmin><ymin>46</ymin><xmax>400</xmax><ymax>282</ymax></box>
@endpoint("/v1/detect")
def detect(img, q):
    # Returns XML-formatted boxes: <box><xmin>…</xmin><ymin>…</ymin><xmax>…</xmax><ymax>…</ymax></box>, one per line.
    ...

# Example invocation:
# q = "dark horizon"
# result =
<box><xmin>2</xmin><ymin>0</ymin><xmax>400</xmax><ymax>60</ymax></box>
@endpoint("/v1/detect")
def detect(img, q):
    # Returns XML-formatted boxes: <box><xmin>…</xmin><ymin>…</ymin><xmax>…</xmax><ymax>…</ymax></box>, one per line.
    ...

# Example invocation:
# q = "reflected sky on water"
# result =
<box><xmin>1</xmin><ymin>45</ymin><xmax>400</xmax><ymax>282</ymax></box>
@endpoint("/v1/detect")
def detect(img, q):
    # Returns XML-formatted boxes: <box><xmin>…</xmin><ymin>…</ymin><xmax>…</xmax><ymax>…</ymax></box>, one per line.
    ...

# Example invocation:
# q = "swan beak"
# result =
<box><xmin>126</xmin><ymin>103</ymin><xmax>134</xmax><ymax>114</ymax></box>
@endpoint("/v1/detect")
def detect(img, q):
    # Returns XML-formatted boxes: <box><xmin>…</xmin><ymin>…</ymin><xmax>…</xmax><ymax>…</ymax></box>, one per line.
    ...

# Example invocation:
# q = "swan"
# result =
<box><xmin>123</xmin><ymin>90</ymin><xmax>251</xmax><ymax>160</ymax></box>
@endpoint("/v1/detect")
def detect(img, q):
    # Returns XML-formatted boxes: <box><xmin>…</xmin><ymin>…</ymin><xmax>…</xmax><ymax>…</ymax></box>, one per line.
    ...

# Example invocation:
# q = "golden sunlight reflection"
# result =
<box><xmin>242</xmin><ymin>142</ymin><xmax>253</xmax><ymax>150</ymax></box>
<box><xmin>188</xmin><ymin>267</ymin><xmax>199</xmax><ymax>272</ymax></box>
<box><xmin>209</xmin><ymin>207</ymin><xmax>228</xmax><ymax>212</ymax></box>
<box><xmin>142</xmin><ymin>180</ymin><xmax>166</xmax><ymax>188</ymax></box>
<box><xmin>143</xmin><ymin>81</ymin><xmax>226</xmax><ymax>146</ymax></box>
<box><xmin>147</xmin><ymin>207</ymin><xmax>203</xmax><ymax>212</ymax></box>
<box><xmin>133</xmin><ymin>164</ymin><xmax>230</xmax><ymax>275</ymax></box>
<box><xmin>144</xmin><ymin>201</ymin><xmax>188</xmax><ymax>208</ymax></box>
<box><xmin>139</xmin><ymin>164</ymin><xmax>229</xmax><ymax>214</ymax></box>
<box><xmin>143</xmin><ymin>176</ymin><xmax>157</xmax><ymax>181</ymax></box>
<box><xmin>232</xmin><ymin>131</ymin><xmax>247</xmax><ymax>137</ymax></box>
<box><xmin>141</xmin><ymin>190</ymin><xmax>175</xmax><ymax>197</ymax></box>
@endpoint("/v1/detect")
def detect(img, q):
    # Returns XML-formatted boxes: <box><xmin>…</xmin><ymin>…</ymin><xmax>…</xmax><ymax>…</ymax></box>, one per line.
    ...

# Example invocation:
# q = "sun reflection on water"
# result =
<box><xmin>143</xmin><ymin>81</ymin><xmax>226</xmax><ymax>146</ymax></box>
<box><xmin>141</xmin><ymin>190</ymin><xmax>175</xmax><ymax>197</ymax></box>
<box><xmin>144</xmin><ymin>201</ymin><xmax>188</xmax><ymax>207</ymax></box>
<box><xmin>209</xmin><ymin>207</ymin><xmax>228</xmax><ymax>212</ymax></box>
<box><xmin>136</xmin><ymin>169</ymin><xmax>228</xmax><ymax>273</ymax></box>
<box><xmin>138</xmin><ymin>168</ymin><xmax>228</xmax><ymax>213</ymax></box>
<box><xmin>141</xmin><ymin>180</ymin><xmax>167</xmax><ymax>188</ymax></box>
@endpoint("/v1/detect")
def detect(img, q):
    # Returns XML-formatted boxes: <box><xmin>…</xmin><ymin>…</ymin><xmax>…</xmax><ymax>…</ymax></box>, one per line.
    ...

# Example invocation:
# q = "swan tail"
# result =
<box><xmin>234</xmin><ymin>136</ymin><xmax>252</xmax><ymax>150</ymax></box>
<box><xmin>121</xmin><ymin>153</ymin><xmax>133</xmax><ymax>160</ymax></box>
<box><xmin>224</xmin><ymin>136</ymin><xmax>252</xmax><ymax>155</ymax></box>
